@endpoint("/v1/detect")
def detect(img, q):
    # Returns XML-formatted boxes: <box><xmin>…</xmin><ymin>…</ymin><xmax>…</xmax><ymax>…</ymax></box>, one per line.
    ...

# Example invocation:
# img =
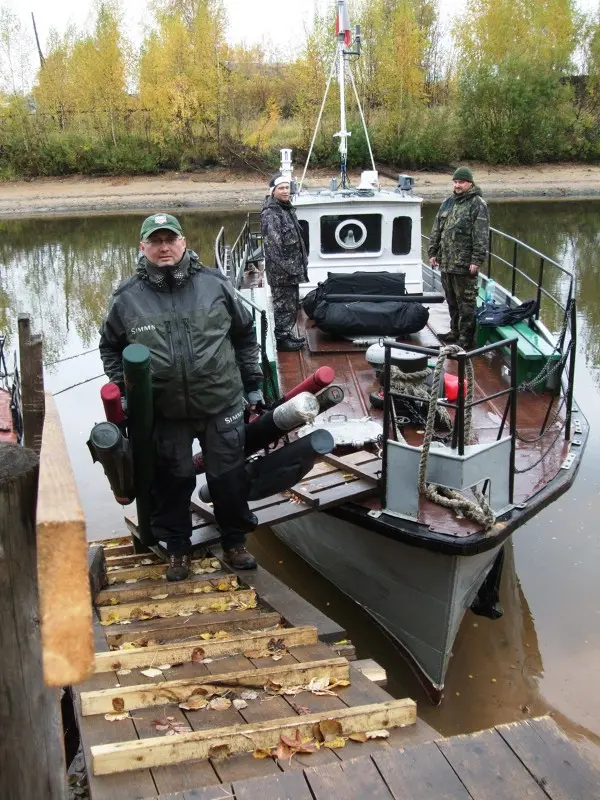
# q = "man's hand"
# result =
<box><xmin>469</xmin><ymin>264</ymin><xmax>479</xmax><ymax>276</ymax></box>
<box><xmin>429</xmin><ymin>256</ymin><xmax>439</xmax><ymax>268</ymax></box>
<box><xmin>247</xmin><ymin>389</ymin><xmax>264</xmax><ymax>413</ymax></box>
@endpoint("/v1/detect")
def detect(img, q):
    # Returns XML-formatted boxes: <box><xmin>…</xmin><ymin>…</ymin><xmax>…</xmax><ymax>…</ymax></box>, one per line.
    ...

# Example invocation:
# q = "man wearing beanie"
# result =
<box><xmin>99</xmin><ymin>213</ymin><xmax>263</xmax><ymax>580</ymax></box>
<box><xmin>428</xmin><ymin>166</ymin><xmax>489</xmax><ymax>349</ymax></box>
<box><xmin>260</xmin><ymin>173</ymin><xmax>309</xmax><ymax>351</ymax></box>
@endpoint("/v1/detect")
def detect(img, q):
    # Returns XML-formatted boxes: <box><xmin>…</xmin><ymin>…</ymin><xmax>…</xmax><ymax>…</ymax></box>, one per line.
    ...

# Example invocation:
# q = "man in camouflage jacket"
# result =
<box><xmin>260</xmin><ymin>173</ymin><xmax>309</xmax><ymax>351</ymax></box>
<box><xmin>428</xmin><ymin>166</ymin><xmax>490</xmax><ymax>348</ymax></box>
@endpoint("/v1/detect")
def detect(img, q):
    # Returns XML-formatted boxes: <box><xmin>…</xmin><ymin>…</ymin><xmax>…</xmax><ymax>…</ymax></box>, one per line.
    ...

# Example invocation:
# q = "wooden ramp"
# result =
<box><xmin>77</xmin><ymin>535</ymin><xmax>433</xmax><ymax>800</ymax></box>
<box><xmin>125</xmin><ymin>451</ymin><xmax>380</xmax><ymax>551</ymax></box>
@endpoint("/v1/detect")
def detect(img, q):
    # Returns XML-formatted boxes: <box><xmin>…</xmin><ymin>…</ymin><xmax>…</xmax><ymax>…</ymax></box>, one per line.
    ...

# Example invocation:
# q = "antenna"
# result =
<box><xmin>31</xmin><ymin>13</ymin><xmax>45</xmax><ymax>69</ymax></box>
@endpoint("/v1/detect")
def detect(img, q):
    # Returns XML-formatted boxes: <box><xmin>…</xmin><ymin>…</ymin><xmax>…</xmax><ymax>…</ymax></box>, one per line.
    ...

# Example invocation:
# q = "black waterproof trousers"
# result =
<box><xmin>271</xmin><ymin>283</ymin><xmax>300</xmax><ymax>340</ymax></box>
<box><xmin>150</xmin><ymin>404</ymin><xmax>257</xmax><ymax>555</ymax></box>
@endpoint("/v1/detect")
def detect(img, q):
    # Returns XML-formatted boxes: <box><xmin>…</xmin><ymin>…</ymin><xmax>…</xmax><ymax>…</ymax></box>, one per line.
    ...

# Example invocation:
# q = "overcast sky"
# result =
<box><xmin>4</xmin><ymin>0</ymin><xmax>599</xmax><ymax>52</ymax></box>
<box><xmin>0</xmin><ymin>0</ymin><xmax>600</xmax><ymax>49</ymax></box>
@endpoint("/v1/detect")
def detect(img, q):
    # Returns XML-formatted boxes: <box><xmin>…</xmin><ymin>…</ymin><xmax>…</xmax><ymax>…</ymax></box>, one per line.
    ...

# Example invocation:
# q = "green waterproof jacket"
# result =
<box><xmin>427</xmin><ymin>186</ymin><xmax>490</xmax><ymax>274</ymax></box>
<box><xmin>99</xmin><ymin>251</ymin><xmax>262</xmax><ymax>419</ymax></box>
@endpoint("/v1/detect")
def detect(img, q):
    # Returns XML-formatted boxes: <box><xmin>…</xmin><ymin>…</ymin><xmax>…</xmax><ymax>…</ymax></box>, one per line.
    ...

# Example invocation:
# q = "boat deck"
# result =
<box><xmin>278</xmin><ymin>301</ymin><xmax>577</xmax><ymax>537</ymax></box>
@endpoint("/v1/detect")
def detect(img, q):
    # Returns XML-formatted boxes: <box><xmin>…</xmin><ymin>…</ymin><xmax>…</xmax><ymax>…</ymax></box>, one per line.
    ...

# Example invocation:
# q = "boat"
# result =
<box><xmin>215</xmin><ymin>1</ymin><xmax>589</xmax><ymax>702</ymax></box>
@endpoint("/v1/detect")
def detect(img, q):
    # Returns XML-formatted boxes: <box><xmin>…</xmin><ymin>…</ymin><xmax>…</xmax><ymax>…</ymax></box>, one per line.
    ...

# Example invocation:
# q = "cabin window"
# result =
<box><xmin>392</xmin><ymin>217</ymin><xmax>412</xmax><ymax>255</ymax></box>
<box><xmin>320</xmin><ymin>214</ymin><xmax>381</xmax><ymax>254</ymax></box>
<box><xmin>298</xmin><ymin>220</ymin><xmax>309</xmax><ymax>252</ymax></box>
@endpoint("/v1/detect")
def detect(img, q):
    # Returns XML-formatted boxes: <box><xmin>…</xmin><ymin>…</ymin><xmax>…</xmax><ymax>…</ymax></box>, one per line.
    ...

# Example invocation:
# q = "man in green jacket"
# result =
<box><xmin>428</xmin><ymin>166</ymin><xmax>490</xmax><ymax>349</ymax></box>
<box><xmin>99</xmin><ymin>213</ymin><xmax>263</xmax><ymax>580</ymax></box>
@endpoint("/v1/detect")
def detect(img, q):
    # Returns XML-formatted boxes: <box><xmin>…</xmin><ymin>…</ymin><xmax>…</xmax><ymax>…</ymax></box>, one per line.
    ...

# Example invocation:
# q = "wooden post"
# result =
<box><xmin>0</xmin><ymin>444</ymin><xmax>67</xmax><ymax>799</ymax></box>
<box><xmin>18</xmin><ymin>313</ymin><xmax>45</xmax><ymax>454</ymax></box>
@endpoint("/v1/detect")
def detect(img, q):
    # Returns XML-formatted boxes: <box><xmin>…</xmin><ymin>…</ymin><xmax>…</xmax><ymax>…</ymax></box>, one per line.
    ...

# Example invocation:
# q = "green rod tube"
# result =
<box><xmin>123</xmin><ymin>343</ymin><xmax>155</xmax><ymax>549</ymax></box>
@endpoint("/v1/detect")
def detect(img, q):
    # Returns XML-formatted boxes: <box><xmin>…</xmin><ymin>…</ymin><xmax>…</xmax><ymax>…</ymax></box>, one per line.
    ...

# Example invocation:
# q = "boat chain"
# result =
<box><xmin>416</xmin><ymin>345</ymin><xmax>496</xmax><ymax>530</ymax></box>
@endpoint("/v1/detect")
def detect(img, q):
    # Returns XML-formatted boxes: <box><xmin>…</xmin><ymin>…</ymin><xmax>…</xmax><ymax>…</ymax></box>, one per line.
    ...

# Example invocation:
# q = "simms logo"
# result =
<box><xmin>224</xmin><ymin>410</ymin><xmax>244</xmax><ymax>424</ymax></box>
<box><xmin>131</xmin><ymin>324</ymin><xmax>156</xmax><ymax>335</ymax></box>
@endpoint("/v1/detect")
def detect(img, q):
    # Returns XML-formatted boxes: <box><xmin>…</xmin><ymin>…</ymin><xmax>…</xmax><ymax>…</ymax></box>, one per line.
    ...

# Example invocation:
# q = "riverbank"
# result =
<box><xmin>1</xmin><ymin>163</ymin><xmax>600</xmax><ymax>217</ymax></box>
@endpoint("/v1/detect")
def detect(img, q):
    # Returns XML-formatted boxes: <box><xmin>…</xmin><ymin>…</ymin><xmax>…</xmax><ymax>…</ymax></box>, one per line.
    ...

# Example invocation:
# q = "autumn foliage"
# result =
<box><xmin>0</xmin><ymin>0</ymin><xmax>599</xmax><ymax>177</ymax></box>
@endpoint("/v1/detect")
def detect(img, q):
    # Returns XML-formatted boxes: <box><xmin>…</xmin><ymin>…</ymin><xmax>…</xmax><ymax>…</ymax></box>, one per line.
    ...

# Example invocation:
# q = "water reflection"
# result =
<box><xmin>1</xmin><ymin>201</ymin><xmax>599</xmax><ymax>748</ymax></box>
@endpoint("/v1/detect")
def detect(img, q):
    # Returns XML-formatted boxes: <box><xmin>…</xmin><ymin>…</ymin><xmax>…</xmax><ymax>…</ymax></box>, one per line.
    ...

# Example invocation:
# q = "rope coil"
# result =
<box><xmin>416</xmin><ymin>345</ymin><xmax>495</xmax><ymax>530</ymax></box>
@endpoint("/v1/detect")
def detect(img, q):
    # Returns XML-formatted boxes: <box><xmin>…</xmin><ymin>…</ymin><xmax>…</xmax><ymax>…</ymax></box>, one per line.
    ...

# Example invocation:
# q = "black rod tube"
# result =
<box><xmin>536</xmin><ymin>257</ymin><xmax>545</xmax><ymax>320</ymax></box>
<box><xmin>123</xmin><ymin>343</ymin><xmax>155</xmax><ymax>549</ymax></box>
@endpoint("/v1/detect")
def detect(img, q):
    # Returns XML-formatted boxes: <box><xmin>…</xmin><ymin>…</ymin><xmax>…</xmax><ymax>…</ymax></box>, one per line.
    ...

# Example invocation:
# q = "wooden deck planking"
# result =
<box><xmin>497</xmin><ymin>717</ymin><xmax>600</xmax><ymax>800</ymax></box>
<box><xmin>372</xmin><ymin>743</ymin><xmax>471</xmax><ymax>800</ymax></box>
<box><xmin>437</xmin><ymin>728</ymin><xmax>548</xmax><ymax>799</ymax></box>
<box><xmin>232</xmin><ymin>770</ymin><xmax>313</xmax><ymax>800</ymax></box>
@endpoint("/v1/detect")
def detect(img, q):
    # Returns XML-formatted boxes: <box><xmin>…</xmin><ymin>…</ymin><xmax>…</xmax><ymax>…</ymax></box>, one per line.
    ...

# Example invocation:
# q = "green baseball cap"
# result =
<box><xmin>140</xmin><ymin>213</ymin><xmax>184</xmax><ymax>241</ymax></box>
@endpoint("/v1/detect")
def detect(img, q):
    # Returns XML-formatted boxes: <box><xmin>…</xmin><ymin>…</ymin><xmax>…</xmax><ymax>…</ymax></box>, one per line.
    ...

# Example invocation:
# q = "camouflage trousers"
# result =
<box><xmin>440</xmin><ymin>272</ymin><xmax>478</xmax><ymax>346</ymax></box>
<box><xmin>272</xmin><ymin>283</ymin><xmax>300</xmax><ymax>340</ymax></box>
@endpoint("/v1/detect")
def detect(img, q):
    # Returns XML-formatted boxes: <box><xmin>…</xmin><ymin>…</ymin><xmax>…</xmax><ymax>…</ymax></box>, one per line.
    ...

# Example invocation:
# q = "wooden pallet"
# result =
<box><xmin>76</xmin><ymin>536</ymin><xmax>430</xmax><ymax>800</ymax></box>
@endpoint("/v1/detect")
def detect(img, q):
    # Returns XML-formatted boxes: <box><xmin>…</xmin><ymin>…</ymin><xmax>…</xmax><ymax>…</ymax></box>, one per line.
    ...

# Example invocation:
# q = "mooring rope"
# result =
<box><xmin>417</xmin><ymin>345</ymin><xmax>496</xmax><ymax>530</ymax></box>
<box><xmin>389</xmin><ymin>365</ymin><xmax>452</xmax><ymax>431</ymax></box>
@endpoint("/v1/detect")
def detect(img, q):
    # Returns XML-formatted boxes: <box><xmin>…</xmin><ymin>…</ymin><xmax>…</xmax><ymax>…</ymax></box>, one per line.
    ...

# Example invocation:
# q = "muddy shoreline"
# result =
<box><xmin>1</xmin><ymin>162</ymin><xmax>600</xmax><ymax>218</ymax></box>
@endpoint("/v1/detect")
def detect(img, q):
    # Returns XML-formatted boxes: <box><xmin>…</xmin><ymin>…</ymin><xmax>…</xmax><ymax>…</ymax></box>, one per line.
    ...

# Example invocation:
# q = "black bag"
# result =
<box><xmin>302</xmin><ymin>271</ymin><xmax>407</xmax><ymax>319</ymax></box>
<box><xmin>313</xmin><ymin>300</ymin><xmax>429</xmax><ymax>337</ymax></box>
<box><xmin>476</xmin><ymin>299</ymin><xmax>538</xmax><ymax>327</ymax></box>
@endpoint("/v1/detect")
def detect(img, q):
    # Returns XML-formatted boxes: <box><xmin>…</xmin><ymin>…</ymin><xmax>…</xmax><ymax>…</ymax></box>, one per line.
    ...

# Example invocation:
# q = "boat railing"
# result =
<box><xmin>380</xmin><ymin>338</ymin><xmax>519</xmax><ymax>509</ymax></box>
<box><xmin>421</xmin><ymin>228</ymin><xmax>577</xmax><ymax>439</ymax></box>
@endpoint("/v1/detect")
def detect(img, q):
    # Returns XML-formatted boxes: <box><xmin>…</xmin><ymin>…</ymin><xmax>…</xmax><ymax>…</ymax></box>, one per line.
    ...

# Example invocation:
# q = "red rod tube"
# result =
<box><xmin>282</xmin><ymin>366</ymin><xmax>335</xmax><ymax>402</ymax></box>
<box><xmin>101</xmin><ymin>382</ymin><xmax>126</xmax><ymax>424</ymax></box>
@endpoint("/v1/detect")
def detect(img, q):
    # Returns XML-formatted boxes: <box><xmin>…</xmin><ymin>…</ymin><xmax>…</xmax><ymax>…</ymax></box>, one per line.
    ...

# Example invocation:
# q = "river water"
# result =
<box><xmin>1</xmin><ymin>200</ymin><xmax>599</xmax><ymax>754</ymax></box>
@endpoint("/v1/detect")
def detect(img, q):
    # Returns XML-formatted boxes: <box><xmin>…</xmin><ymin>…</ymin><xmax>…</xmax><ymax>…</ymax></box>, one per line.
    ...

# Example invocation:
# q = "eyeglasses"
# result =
<box><xmin>144</xmin><ymin>235</ymin><xmax>183</xmax><ymax>246</ymax></box>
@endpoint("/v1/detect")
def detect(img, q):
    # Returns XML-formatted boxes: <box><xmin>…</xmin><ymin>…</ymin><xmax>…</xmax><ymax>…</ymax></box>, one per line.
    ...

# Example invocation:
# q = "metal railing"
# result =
<box><xmin>380</xmin><ymin>338</ymin><xmax>519</xmax><ymax>507</ymax></box>
<box><xmin>421</xmin><ymin>228</ymin><xmax>577</xmax><ymax>441</ymax></box>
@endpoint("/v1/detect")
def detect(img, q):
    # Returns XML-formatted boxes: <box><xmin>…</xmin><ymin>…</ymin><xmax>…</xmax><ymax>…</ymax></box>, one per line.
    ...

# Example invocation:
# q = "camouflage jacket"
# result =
<box><xmin>427</xmin><ymin>186</ymin><xmax>489</xmax><ymax>274</ymax></box>
<box><xmin>260</xmin><ymin>196</ymin><xmax>309</xmax><ymax>286</ymax></box>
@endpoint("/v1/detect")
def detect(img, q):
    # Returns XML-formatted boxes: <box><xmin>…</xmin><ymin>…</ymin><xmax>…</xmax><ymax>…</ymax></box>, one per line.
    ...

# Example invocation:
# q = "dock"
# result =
<box><xmin>73</xmin><ymin>536</ymin><xmax>600</xmax><ymax>800</ymax></box>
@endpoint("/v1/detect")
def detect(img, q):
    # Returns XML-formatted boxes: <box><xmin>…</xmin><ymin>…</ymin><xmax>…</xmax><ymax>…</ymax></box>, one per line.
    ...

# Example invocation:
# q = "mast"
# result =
<box><xmin>335</xmin><ymin>0</ymin><xmax>351</xmax><ymax>188</ymax></box>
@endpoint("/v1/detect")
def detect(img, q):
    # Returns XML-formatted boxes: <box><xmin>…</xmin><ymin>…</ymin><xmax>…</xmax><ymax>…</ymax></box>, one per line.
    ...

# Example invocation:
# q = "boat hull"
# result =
<box><xmin>272</xmin><ymin>510</ymin><xmax>503</xmax><ymax>700</ymax></box>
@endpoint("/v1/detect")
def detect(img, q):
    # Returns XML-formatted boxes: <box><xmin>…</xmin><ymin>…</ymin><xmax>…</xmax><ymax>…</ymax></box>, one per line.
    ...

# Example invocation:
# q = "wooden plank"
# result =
<box><xmin>81</xmin><ymin>657</ymin><xmax>350</xmax><ymax>715</ymax></box>
<box><xmin>37</xmin><ymin>392</ymin><xmax>94</xmax><ymax>685</ymax></box>
<box><xmin>233</xmin><ymin>771</ymin><xmax>313</xmax><ymax>800</ymax></box>
<box><xmin>96</xmin><ymin>572</ymin><xmax>239</xmax><ymax>606</ymax></box>
<box><xmin>105</xmin><ymin>555</ymin><xmax>223</xmax><ymax>584</ymax></box>
<box><xmin>353</xmin><ymin>659</ymin><xmax>387</xmax><ymax>687</ymax></box>
<box><xmin>72</xmin><ymin>635</ymin><xmax>157</xmax><ymax>800</ymax></box>
<box><xmin>96</xmin><ymin>588</ymin><xmax>257</xmax><ymax>622</ymax></box>
<box><xmin>304</xmin><ymin>761</ymin><xmax>356</xmax><ymax>800</ymax></box>
<box><xmin>437</xmin><ymin>728</ymin><xmax>548</xmax><ymax>799</ymax></box>
<box><xmin>101</xmin><ymin>543</ymin><xmax>134</xmax><ymax>557</ymax></box>
<box><xmin>105</xmin><ymin>552</ymin><xmax>163</xmax><ymax>566</ymax></box>
<box><xmin>341</xmin><ymin>755</ymin><xmax>395</xmax><ymax>800</ymax></box>
<box><xmin>321</xmin><ymin>453</ymin><xmax>380</xmax><ymax>482</ymax></box>
<box><xmin>372</xmin><ymin>743</ymin><xmax>471</xmax><ymax>800</ymax></box>
<box><xmin>182</xmin><ymin>788</ymin><xmax>234</xmax><ymax>800</ymax></box>
<box><xmin>94</xmin><ymin>626</ymin><xmax>319</xmax><ymax>672</ymax></box>
<box><xmin>212</xmin><ymin>553</ymin><xmax>346</xmax><ymax>642</ymax></box>
<box><xmin>91</xmin><ymin>699</ymin><xmax>417</xmax><ymax>775</ymax></box>
<box><xmin>497</xmin><ymin>717</ymin><xmax>600</xmax><ymax>800</ymax></box>
<box><xmin>104</xmin><ymin>609</ymin><xmax>283</xmax><ymax>648</ymax></box>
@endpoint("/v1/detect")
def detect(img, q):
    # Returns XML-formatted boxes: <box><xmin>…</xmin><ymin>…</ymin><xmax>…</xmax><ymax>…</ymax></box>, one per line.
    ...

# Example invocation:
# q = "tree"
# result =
<box><xmin>453</xmin><ymin>0</ymin><xmax>580</xmax><ymax>163</ymax></box>
<box><xmin>0</xmin><ymin>7</ymin><xmax>33</xmax><ymax>95</ymax></box>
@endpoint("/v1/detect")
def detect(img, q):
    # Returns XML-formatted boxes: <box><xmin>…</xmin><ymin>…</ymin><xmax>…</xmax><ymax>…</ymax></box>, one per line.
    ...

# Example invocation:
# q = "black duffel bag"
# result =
<box><xmin>303</xmin><ymin>271</ymin><xmax>407</xmax><ymax>319</ymax></box>
<box><xmin>476</xmin><ymin>298</ymin><xmax>538</xmax><ymax>327</ymax></box>
<box><xmin>313</xmin><ymin>299</ymin><xmax>429</xmax><ymax>337</ymax></box>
